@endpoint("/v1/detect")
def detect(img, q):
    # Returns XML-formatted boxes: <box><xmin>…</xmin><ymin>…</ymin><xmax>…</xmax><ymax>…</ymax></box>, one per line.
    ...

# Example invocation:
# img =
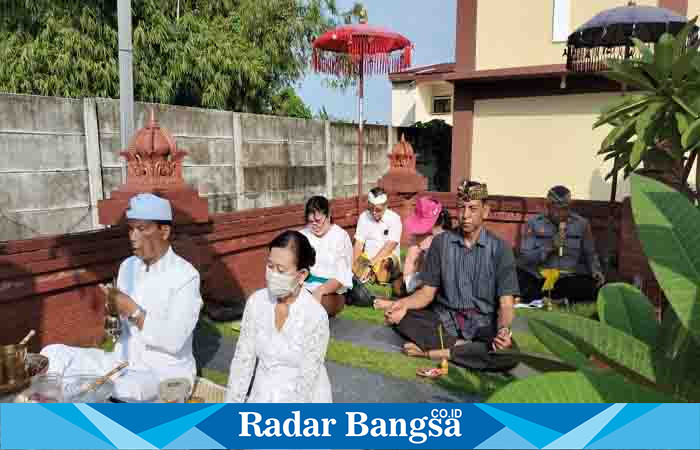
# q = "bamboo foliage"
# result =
<box><xmin>0</xmin><ymin>0</ymin><xmax>344</xmax><ymax>116</ymax></box>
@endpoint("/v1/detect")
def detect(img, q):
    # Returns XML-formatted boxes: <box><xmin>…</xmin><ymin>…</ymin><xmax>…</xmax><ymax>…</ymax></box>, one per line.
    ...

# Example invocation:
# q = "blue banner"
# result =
<box><xmin>1</xmin><ymin>403</ymin><xmax>699</xmax><ymax>449</ymax></box>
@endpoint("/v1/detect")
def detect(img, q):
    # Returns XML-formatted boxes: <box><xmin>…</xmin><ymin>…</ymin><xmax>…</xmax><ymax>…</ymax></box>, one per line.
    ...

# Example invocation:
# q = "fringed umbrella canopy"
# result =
<box><xmin>312</xmin><ymin>24</ymin><xmax>412</xmax><ymax>77</ymax></box>
<box><xmin>566</xmin><ymin>3</ymin><xmax>696</xmax><ymax>72</ymax></box>
<box><xmin>312</xmin><ymin>22</ymin><xmax>412</xmax><ymax>210</ymax></box>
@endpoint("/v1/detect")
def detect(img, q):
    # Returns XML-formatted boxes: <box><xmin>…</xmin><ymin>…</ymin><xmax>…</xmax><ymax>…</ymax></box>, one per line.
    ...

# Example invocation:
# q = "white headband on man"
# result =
<box><xmin>368</xmin><ymin>191</ymin><xmax>388</xmax><ymax>205</ymax></box>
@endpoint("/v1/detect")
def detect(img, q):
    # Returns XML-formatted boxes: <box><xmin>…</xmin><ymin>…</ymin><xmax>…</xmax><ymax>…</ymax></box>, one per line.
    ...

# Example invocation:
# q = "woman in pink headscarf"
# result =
<box><xmin>401</xmin><ymin>197</ymin><xmax>451</xmax><ymax>294</ymax></box>
<box><xmin>375</xmin><ymin>197</ymin><xmax>451</xmax><ymax>309</ymax></box>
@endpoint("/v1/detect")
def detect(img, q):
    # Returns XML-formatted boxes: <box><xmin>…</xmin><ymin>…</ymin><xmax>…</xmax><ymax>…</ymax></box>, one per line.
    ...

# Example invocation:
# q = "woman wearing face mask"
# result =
<box><xmin>225</xmin><ymin>230</ymin><xmax>332</xmax><ymax>403</ymax></box>
<box><xmin>300</xmin><ymin>195</ymin><xmax>353</xmax><ymax>317</ymax></box>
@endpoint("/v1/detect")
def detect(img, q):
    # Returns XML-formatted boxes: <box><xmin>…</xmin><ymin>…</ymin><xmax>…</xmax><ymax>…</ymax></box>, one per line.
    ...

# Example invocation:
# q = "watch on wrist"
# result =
<box><xmin>128</xmin><ymin>306</ymin><xmax>144</xmax><ymax>324</ymax></box>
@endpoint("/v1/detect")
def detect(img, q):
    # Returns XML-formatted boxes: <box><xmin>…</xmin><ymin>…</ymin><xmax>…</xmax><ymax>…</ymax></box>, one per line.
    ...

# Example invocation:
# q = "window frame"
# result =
<box><xmin>552</xmin><ymin>0</ymin><xmax>571</xmax><ymax>43</ymax></box>
<box><xmin>432</xmin><ymin>95</ymin><xmax>452</xmax><ymax>115</ymax></box>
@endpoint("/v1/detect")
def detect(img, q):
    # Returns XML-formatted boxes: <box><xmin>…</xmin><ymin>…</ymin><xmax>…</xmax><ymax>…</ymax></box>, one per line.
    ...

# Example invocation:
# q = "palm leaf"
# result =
<box><xmin>597</xmin><ymin>283</ymin><xmax>657</xmax><ymax>346</ymax></box>
<box><xmin>488</xmin><ymin>371</ymin><xmax>679</xmax><ymax>403</ymax></box>
<box><xmin>632</xmin><ymin>37</ymin><xmax>654</xmax><ymax>64</ymax></box>
<box><xmin>656</xmin><ymin>307</ymin><xmax>700</xmax><ymax>400</ymax></box>
<box><xmin>654</xmin><ymin>33</ymin><xmax>675</xmax><ymax>77</ymax></box>
<box><xmin>605</xmin><ymin>153</ymin><xmax>630</xmax><ymax>181</ymax></box>
<box><xmin>630</xmin><ymin>138</ymin><xmax>647</xmax><ymax>168</ymax></box>
<box><xmin>682</xmin><ymin>116</ymin><xmax>700</xmax><ymax>148</ymax></box>
<box><xmin>676</xmin><ymin>111</ymin><xmax>691</xmax><ymax>135</ymax></box>
<box><xmin>593</xmin><ymin>97</ymin><xmax>652</xmax><ymax>128</ymax></box>
<box><xmin>527</xmin><ymin>313</ymin><xmax>668</xmax><ymax>388</ymax></box>
<box><xmin>603</xmin><ymin>61</ymin><xmax>656</xmax><ymax>91</ymax></box>
<box><xmin>639</xmin><ymin>61</ymin><xmax>666</xmax><ymax>84</ymax></box>
<box><xmin>491</xmin><ymin>350</ymin><xmax>577</xmax><ymax>373</ymax></box>
<box><xmin>528</xmin><ymin>317</ymin><xmax>591</xmax><ymax>369</ymax></box>
<box><xmin>601</xmin><ymin>116</ymin><xmax>637</xmax><ymax>149</ymax></box>
<box><xmin>672</xmin><ymin>50</ymin><xmax>697</xmax><ymax>85</ymax></box>
<box><xmin>603</xmin><ymin>147</ymin><xmax>630</xmax><ymax>161</ymax></box>
<box><xmin>630</xmin><ymin>174</ymin><xmax>700</xmax><ymax>342</ymax></box>
<box><xmin>673</xmin><ymin>95</ymin><xmax>699</xmax><ymax>118</ymax></box>
<box><xmin>635</xmin><ymin>101</ymin><xmax>665</xmax><ymax>142</ymax></box>
<box><xmin>672</xmin><ymin>17</ymin><xmax>698</xmax><ymax>57</ymax></box>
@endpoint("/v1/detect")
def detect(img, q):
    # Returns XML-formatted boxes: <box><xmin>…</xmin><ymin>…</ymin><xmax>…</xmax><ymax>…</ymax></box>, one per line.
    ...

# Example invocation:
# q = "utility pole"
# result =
<box><xmin>118</xmin><ymin>0</ymin><xmax>134</xmax><ymax>183</ymax></box>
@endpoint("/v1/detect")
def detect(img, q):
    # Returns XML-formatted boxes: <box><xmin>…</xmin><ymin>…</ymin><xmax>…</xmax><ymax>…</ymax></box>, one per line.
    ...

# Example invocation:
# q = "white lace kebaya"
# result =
<box><xmin>225</xmin><ymin>288</ymin><xmax>332</xmax><ymax>403</ymax></box>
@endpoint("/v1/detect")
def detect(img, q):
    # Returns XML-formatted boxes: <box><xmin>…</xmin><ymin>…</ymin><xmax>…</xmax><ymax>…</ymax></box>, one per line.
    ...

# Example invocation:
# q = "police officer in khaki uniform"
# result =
<box><xmin>517</xmin><ymin>185</ymin><xmax>605</xmax><ymax>303</ymax></box>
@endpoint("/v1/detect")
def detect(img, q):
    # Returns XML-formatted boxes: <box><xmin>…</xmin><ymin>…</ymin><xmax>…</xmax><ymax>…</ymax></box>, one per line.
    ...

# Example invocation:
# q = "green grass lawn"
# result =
<box><xmin>327</xmin><ymin>339</ymin><xmax>511</xmax><ymax>398</ymax></box>
<box><xmin>338</xmin><ymin>305</ymin><xmax>386</xmax><ymax>325</ymax></box>
<box><xmin>201</xmin><ymin>368</ymin><xmax>229</xmax><ymax>386</ymax></box>
<box><xmin>196</xmin><ymin>316</ymin><xmax>509</xmax><ymax>397</ymax></box>
<box><xmin>336</xmin><ymin>303</ymin><xmax>596</xmax><ymax>358</ymax></box>
<box><xmin>196</xmin><ymin>301</ymin><xmax>598</xmax><ymax>398</ymax></box>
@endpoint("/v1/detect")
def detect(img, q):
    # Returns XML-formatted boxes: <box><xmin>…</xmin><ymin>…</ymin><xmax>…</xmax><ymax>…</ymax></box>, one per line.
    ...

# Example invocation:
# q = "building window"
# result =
<box><xmin>552</xmin><ymin>0</ymin><xmax>570</xmax><ymax>43</ymax></box>
<box><xmin>432</xmin><ymin>96</ymin><xmax>452</xmax><ymax>114</ymax></box>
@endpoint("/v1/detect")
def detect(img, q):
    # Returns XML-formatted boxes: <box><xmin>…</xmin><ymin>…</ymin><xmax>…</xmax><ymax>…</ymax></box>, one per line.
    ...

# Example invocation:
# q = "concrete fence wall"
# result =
<box><xmin>0</xmin><ymin>93</ymin><xmax>394</xmax><ymax>241</ymax></box>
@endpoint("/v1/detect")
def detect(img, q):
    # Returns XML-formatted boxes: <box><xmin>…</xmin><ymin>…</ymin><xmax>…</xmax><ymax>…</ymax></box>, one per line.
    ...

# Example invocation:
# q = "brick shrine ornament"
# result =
<box><xmin>121</xmin><ymin>109</ymin><xmax>187</xmax><ymax>189</ymax></box>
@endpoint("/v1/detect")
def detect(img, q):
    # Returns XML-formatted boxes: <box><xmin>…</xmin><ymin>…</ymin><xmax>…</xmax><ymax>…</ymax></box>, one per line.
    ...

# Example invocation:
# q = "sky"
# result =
<box><xmin>297</xmin><ymin>0</ymin><xmax>457</xmax><ymax>125</ymax></box>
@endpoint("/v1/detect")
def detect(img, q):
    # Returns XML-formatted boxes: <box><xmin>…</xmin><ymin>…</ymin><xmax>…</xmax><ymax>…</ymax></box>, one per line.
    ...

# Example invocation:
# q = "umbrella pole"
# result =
<box><xmin>357</xmin><ymin>67</ymin><xmax>364</xmax><ymax>215</ymax></box>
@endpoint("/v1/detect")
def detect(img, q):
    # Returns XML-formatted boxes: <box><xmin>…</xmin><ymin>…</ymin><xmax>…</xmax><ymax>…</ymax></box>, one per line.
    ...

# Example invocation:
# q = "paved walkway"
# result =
<box><xmin>193</xmin><ymin>312</ymin><xmax>540</xmax><ymax>403</ymax></box>
<box><xmin>194</xmin><ymin>330</ymin><xmax>478</xmax><ymax>403</ymax></box>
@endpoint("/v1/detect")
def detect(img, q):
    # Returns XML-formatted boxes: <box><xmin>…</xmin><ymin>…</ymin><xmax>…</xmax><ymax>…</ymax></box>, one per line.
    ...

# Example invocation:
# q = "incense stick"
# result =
<box><xmin>19</xmin><ymin>330</ymin><xmax>36</xmax><ymax>346</ymax></box>
<box><xmin>76</xmin><ymin>361</ymin><xmax>129</xmax><ymax>397</ymax></box>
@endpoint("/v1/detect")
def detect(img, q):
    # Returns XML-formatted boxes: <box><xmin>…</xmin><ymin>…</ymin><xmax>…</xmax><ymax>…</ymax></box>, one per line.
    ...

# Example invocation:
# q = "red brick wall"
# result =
<box><xmin>0</xmin><ymin>193</ymin><xmax>625</xmax><ymax>349</ymax></box>
<box><xmin>617</xmin><ymin>198</ymin><xmax>666</xmax><ymax>318</ymax></box>
<box><xmin>427</xmin><ymin>193</ymin><xmax>620</xmax><ymax>260</ymax></box>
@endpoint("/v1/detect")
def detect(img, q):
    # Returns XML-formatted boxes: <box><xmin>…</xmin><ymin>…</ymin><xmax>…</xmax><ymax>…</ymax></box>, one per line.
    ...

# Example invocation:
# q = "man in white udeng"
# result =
<box><xmin>42</xmin><ymin>193</ymin><xmax>203</xmax><ymax>402</ymax></box>
<box><xmin>348</xmin><ymin>187</ymin><xmax>403</xmax><ymax>306</ymax></box>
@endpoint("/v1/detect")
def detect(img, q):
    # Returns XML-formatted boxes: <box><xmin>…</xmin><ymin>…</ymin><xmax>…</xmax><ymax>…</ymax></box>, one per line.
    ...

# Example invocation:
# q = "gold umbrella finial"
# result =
<box><xmin>359</xmin><ymin>7</ymin><xmax>368</xmax><ymax>24</ymax></box>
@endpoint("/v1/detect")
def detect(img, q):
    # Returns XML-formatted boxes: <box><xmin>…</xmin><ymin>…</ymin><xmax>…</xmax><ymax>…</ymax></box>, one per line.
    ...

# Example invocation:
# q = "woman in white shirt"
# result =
<box><xmin>225</xmin><ymin>230</ymin><xmax>332</xmax><ymax>403</ymax></box>
<box><xmin>300</xmin><ymin>196</ymin><xmax>353</xmax><ymax>317</ymax></box>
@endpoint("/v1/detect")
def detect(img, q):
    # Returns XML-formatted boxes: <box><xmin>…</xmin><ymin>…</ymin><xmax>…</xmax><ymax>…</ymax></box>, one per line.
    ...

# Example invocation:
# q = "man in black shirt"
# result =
<box><xmin>378</xmin><ymin>180</ymin><xmax>520</xmax><ymax>371</ymax></box>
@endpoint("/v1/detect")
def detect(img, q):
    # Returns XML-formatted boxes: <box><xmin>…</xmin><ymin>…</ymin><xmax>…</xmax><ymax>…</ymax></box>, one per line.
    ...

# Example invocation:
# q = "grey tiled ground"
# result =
<box><xmin>327</xmin><ymin>362</ymin><xmax>477</xmax><ymax>403</ymax></box>
<box><xmin>328</xmin><ymin>317</ymin><xmax>406</xmax><ymax>353</ymax></box>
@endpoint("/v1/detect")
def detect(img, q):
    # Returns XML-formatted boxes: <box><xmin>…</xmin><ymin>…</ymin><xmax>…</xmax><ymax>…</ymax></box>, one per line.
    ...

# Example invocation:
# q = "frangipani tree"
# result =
<box><xmin>595</xmin><ymin>19</ymin><xmax>700</xmax><ymax>200</ymax></box>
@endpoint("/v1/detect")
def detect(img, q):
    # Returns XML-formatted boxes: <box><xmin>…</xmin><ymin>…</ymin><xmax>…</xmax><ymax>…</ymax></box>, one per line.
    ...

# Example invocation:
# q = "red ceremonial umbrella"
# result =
<box><xmin>312</xmin><ymin>19</ymin><xmax>412</xmax><ymax>210</ymax></box>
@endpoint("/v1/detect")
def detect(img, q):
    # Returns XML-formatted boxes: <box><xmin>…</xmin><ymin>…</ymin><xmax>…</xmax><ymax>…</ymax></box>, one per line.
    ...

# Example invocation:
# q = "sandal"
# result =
<box><xmin>402</xmin><ymin>342</ymin><xmax>428</xmax><ymax>358</ymax></box>
<box><xmin>416</xmin><ymin>367</ymin><xmax>444</xmax><ymax>379</ymax></box>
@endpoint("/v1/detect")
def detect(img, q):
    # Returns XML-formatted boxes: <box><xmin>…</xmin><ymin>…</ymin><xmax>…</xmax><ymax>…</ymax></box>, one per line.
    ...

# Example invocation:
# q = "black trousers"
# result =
<box><xmin>394</xmin><ymin>309</ymin><xmax>518</xmax><ymax>372</ymax></box>
<box><xmin>517</xmin><ymin>268</ymin><xmax>599</xmax><ymax>303</ymax></box>
<box><xmin>346</xmin><ymin>276</ymin><xmax>374</xmax><ymax>307</ymax></box>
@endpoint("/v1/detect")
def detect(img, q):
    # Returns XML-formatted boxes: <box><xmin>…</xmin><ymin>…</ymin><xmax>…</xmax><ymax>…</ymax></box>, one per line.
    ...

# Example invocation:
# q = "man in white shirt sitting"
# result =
<box><xmin>42</xmin><ymin>193</ymin><xmax>203</xmax><ymax>402</ymax></box>
<box><xmin>348</xmin><ymin>187</ymin><xmax>403</xmax><ymax>306</ymax></box>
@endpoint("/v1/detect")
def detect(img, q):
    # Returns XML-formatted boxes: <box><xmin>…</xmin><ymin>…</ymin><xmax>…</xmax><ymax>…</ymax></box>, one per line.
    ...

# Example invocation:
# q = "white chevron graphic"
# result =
<box><xmin>544</xmin><ymin>403</ymin><xmax>626</xmax><ymax>449</ymax></box>
<box><xmin>74</xmin><ymin>404</ymin><xmax>158</xmax><ymax>449</ymax></box>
